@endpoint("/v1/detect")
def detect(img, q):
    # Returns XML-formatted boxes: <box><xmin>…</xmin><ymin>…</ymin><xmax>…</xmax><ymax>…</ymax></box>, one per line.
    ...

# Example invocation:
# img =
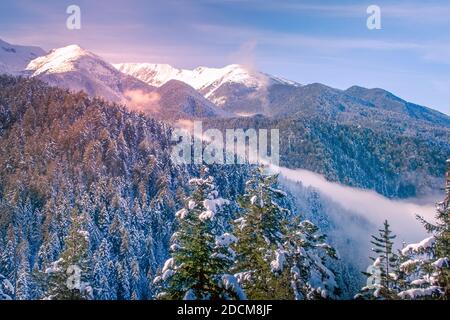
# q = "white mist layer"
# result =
<box><xmin>272</xmin><ymin>166</ymin><xmax>436</xmax><ymax>244</ymax></box>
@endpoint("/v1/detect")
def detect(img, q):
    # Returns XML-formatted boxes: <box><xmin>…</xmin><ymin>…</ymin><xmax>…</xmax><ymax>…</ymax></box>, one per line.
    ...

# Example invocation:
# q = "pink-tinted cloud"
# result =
<box><xmin>123</xmin><ymin>89</ymin><xmax>161</xmax><ymax>114</ymax></box>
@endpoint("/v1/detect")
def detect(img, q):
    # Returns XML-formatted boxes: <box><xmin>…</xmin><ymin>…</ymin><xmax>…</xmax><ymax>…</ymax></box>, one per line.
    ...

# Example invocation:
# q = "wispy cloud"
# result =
<box><xmin>382</xmin><ymin>4</ymin><xmax>450</xmax><ymax>23</ymax></box>
<box><xmin>235</xmin><ymin>1</ymin><xmax>450</xmax><ymax>23</ymax></box>
<box><xmin>194</xmin><ymin>22</ymin><xmax>450</xmax><ymax>67</ymax></box>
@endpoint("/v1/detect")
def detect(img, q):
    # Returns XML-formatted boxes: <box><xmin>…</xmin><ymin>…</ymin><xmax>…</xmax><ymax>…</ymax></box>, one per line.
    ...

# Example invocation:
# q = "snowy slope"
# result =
<box><xmin>25</xmin><ymin>45</ymin><xmax>154</xmax><ymax>103</ymax></box>
<box><xmin>0</xmin><ymin>39</ymin><xmax>46</xmax><ymax>75</ymax></box>
<box><xmin>26</xmin><ymin>45</ymin><xmax>94</xmax><ymax>76</ymax></box>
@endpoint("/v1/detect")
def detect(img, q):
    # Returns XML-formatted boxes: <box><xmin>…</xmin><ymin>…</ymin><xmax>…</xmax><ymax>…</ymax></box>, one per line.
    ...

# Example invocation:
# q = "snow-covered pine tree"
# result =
<box><xmin>40</xmin><ymin>210</ymin><xmax>93</xmax><ymax>300</ymax></box>
<box><xmin>37</xmin><ymin>231</ymin><xmax>62</xmax><ymax>271</ymax></box>
<box><xmin>283</xmin><ymin>218</ymin><xmax>340</xmax><ymax>300</ymax></box>
<box><xmin>356</xmin><ymin>220</ymin><xmax>400</xmax><ymax>300</ymax></box>
<box><xmin>232</xmin><ymin>168</ymin><xmax>339</xmax><ymax>300</ymax></box>
<box><xmin>0</xmin><ymin>273</ymin><xmax>14</xmax><ymax>300</ymax></box>
<box><xmin>154</xmin><ymin>168</ymin><xmax>245</xmax><ymax>300</ymax></box>
<box><xmin>398</xmin><ymin>160</ymin><xmax>450</xmax><ymax>300</ymax></box>
<box><xmin>92</xmin><ymin>238</ymin><xmax>116</xmax><ymax>300</ymax></box>
<box><xmin>0</xmin><ymin>225</ymin><xmax>16</xmax><ymax>284</ymax></box>
<box><xmin>232</xmin><ymin>167</ymin><xmax>293</xmax><ymax>299</ymax></box>
<box><xmin>117</xmin><ymin>225</ymin><xmax>132</xmax><ymax>300</ymax></box>
<box><xmin>15</xmin><ymin>241</ymin><xmax>31</xmax><ymax>300</ymax></box>
<box><xmin>116</xmin><ymin>259</ymin><xmax>131</xmax><ymax>300</ymax></box>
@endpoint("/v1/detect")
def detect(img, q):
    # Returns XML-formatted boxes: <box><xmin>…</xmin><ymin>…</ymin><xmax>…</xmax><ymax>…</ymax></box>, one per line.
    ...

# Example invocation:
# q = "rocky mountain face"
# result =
<box><xmin>116</xmin><ymin>61</ymin><xmax>450</xmax><ymax>130</ymax></box>
<box><xmin>344</xmin><ymin>85</ymin><xmax>450</xmax><ymax>127</ymax></box>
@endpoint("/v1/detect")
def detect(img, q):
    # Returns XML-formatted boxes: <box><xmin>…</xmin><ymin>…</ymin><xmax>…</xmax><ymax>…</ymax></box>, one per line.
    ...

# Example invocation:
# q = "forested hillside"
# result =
<box><xmin>204</xmin><ymin>113</ymin><xmax>450</xmax><ymax>198</ymax></box>
<box><xmin>0</xmin><ymin>76</ymin><xmax>252</xmax><ymax>299</ymax></box>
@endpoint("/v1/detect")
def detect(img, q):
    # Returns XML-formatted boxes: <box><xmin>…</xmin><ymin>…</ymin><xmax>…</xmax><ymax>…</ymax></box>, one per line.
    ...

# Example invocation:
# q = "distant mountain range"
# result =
<box><xmin>0</xmin><ymin>38</ymin><xmax>448</xmax><ymax>126</ymax></box>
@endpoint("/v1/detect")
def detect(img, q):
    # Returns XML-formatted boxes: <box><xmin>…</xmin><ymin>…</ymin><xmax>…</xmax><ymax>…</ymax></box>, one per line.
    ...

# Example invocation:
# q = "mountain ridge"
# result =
<box><xmin>344</xmin><ymin>85</ymin><xmax>450</xmax><ymax>127</ymax></box>
<box><xmin>115</xmin><ymin>62</ymin><xmax>301</xmax><ymax>115</ymax></box>
<box><xmin>0</xmin><ymin>39</ymin><xmax>448</xmax><ymax>125</ymax></box>
<box><xmin>116</xmin><ymin>61</ymin><xmax>450</xmax><ymax>126</ymax></box>
<box><xmin>0</xmin><ymin>40</ymin><xmax>449</xmax><ymax>193</ymax></box>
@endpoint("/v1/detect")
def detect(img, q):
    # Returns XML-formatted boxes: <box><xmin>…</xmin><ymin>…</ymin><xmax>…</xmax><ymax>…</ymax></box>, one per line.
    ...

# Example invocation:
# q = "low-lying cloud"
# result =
<box><xmin>123</xmin><ymin>89</ymin><xmax>161</xmax><ymax>114</ymax></box>
<box><xmin>272</xmin><ymin>166</ymin><xmax>437</xmax><ymax>244</ymax></box>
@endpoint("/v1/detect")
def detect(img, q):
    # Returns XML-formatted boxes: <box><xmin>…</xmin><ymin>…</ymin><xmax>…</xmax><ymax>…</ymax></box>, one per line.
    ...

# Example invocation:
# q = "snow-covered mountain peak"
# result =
<box><xmin>114</xmin><ymin>63</ymin><xmax>183</xmax><ymax>87</ymax></box>
<box><xmin>117</xmin><ymin>63</ymin><xmax>287</xmax><ymax>95</ymax></box>
<box><xmin>20</xmin><ymin>44</ymin><xmax>225</xmax><ymax>120</ymax></box>
<box><xmin>50</xmin><ymin>44</ymin><xmax>91</xmax><ymax>58</ymax></box>
<box><xmin>204</xmin><ymin>64</ymin><xmax>265</xmax><ymax>86</ymax></box>
<box><xmin>52</xmin><ymin>44</ymin><xmax>86</xmax><ymax>53</ymax></box>
<box><xmin>115</xmin><ymin>62</ymin><xmax>300</xmax><ymax>91</ymax></box>
<box><xmin>25</xmin><ymin>44</ymin><xmax>100</xmax><ymax>76</ymax></box>
<box><xmin>23</xmin><ymin>45</ymin><xmax>158</xmax><ymax>104</ymax></box>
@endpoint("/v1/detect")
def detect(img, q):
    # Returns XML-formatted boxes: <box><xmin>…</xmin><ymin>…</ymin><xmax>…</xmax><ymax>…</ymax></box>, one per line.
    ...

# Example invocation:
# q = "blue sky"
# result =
<box><xmin>1</xmin><ymin>0</ymin><xmax>450</xmax><ymax>115</ymax></box>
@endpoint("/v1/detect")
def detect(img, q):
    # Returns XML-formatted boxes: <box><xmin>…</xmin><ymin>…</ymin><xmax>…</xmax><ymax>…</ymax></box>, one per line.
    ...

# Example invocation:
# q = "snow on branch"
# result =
<box><xmin>401</xmin><ymin>236</ymin><xmax>435</xmax><ymax>255</ymax></box>
<box><xmin>398</xmin><ymin>286</ymin><xmax>442</xmax><ymax>299</ymax></box>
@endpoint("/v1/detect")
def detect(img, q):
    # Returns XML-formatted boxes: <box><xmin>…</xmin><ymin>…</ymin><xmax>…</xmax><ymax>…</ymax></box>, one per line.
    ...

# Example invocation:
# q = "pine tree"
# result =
<box><xmin>284</xmin><ymin>218</ymin><xmax>340</xmax><ymax>299</ymax></box>
<box><xmin>232</xmin><ymin>167</ymin><xmax>339</xmax><ymax>300</ymax></box>
<box><xmin>40</xmin><ymin>210</ymin><xmax>93</xmax><ymax>300</ymax></box>
<box><xmin>232</xmin><ymin>167</ymin><xmax>292</xmax><ymax>299</ymax></box>
<box><xmin>0</xmin><ymin>225</ymin><xmax>16</xmax><ymax>283</ymax></box>
<box><xmin>130</xmin><ymin>258</ymin><xmax>141</xmax><ymax>300</ymax></box>
<box><xmin>15</xmin><ymin>241</ymin><xmax>31</xmax><ymax>300</ymax></box>
<box><xmin>92</xmin><ymin>238</ymin><xmax>116</xmax><ymax>300</ymax></box>
<box><xmin>116</xmin><ymin>259</ymin><xmax>131</xmax><ymax>300</ymax></box>
<box><xmin>29</xmin><ymin>264</ymin><xmax>43</xmax><ymax>300</ymax></box>
<box><xmin>356</xmin><ymin>220</ymin><xmax>400</xmax><ymax>300</ymax></box>
<box><xmin>37</xmin><ymin>231</ymin><xmax>61</xmax><ymax>269</ymax></box>
<box><xmin>398</xmin><ymin>159</ymin><xmax>450</xmax><ymax>300</ymax></box>
<box><xmin>0</xmin><ymin>273</ymin><xmax>14</xmax><ymax>300</ymax></box>
<box><xmin>154</xmin><ymin>168</ymin><xmax>245</xmax><ymax>300</ymax></box>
